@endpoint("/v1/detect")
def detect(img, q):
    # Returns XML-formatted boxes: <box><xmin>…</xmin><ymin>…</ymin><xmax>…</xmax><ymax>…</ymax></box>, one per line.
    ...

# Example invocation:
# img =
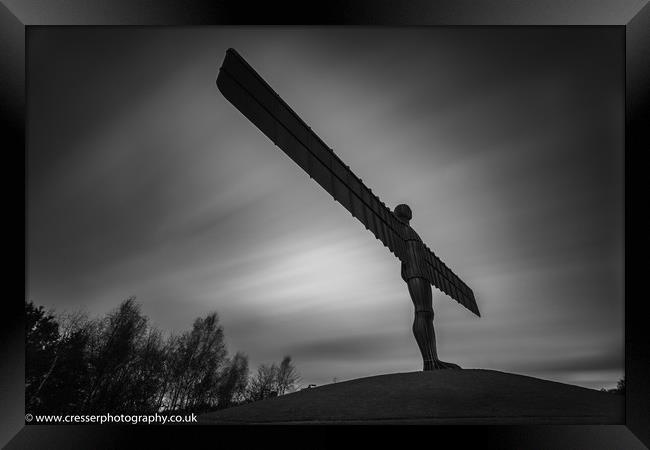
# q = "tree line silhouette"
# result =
<box><xmin>26</xmin><ymin>298</ymin><xmax>300</xmax><ymax>415</ymax></box>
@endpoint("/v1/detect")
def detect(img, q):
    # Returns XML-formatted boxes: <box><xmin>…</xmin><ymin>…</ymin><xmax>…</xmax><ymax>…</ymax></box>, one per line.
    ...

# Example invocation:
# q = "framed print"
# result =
<box><xmin>3</xmin><ymin>1</ymin><xmax>648</xmax><ymax>448</ymax></box>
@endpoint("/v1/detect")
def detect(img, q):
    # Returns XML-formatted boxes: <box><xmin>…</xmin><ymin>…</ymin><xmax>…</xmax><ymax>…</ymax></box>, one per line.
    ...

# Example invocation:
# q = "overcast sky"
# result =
<box><xmin>27</xmin><ymin>27</ymin><xmax>623</xmax><ymax>390</ymax></box>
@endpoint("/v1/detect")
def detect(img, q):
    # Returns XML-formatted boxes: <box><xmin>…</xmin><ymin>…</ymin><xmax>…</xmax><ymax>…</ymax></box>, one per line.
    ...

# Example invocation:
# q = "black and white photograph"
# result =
<box><xmin>26</xmin><ymin>26</ymin><xmax>625</xmax><ymax>424</ymax></box>
<box><xmin>4</xmin><ymin>1</ymin><xmax>649</xmax><ymax>447</ymax></box>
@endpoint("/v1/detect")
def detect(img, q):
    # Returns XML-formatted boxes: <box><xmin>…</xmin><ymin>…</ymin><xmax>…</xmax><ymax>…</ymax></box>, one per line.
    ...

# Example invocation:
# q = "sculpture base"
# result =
<box><xmin>424</xmin><ymin>359</ymin><xmax>461</xmax><ymax>370</ymax></box>
<box><xmin>199</xmin><ymin>369</ymin><xmax>623</xmax><ymax>425</ymax></box>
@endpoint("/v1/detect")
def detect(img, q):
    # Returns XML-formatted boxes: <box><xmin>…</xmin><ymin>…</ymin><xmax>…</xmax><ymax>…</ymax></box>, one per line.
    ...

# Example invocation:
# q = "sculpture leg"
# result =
<box><xmin>407</xmin><ymin>277</ymin><xmax>461</xmax><ymax>371</ymax></box>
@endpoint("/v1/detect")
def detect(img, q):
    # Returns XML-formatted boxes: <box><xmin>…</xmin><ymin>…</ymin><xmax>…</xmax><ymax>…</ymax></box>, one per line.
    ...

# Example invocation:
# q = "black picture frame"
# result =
<box><xmin>3</xmin><ymin>1</ymin><xmax>648</xmax><ymax>448</ymax></box>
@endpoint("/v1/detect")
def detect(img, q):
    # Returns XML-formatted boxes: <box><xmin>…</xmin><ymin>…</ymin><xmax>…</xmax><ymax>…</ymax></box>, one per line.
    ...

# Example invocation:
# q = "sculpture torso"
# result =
<box><xmin>400</xmin><ymin>223</ymin><xmax>429</xmax><ymax>282</ymax></box>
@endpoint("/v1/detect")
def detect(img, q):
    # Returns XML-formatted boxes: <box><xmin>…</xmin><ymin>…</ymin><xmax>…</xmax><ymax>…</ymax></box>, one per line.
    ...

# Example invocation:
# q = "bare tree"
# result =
<box><xmin>164</xmin><ymin>312</ymin><xmax>227</xmax><ymax>411</ymax></box>
<box><xmin>26</xmin><ymin>298</ymin><xmax>301</xmax><ymax>415</ymax></box>
<box><xmin>217</xmin><ymin>352</ymin><xmax>249</xmax><ymax>408</ymax></box>
<box><xmin>25</xmin><ymin>301</ymin><xmax>60</xmax><ymax>412</ymax></box>
<box><xmin>247</xmin><ymin>363</ymin><xmax>279</xmax><ymax>402</ymax></box>
<box><xmin>124</xmin><ymin>327</ymin><xmax>167</xmax><ymax>413</ymax></box>
<box><xmin>276</xmin><ymin>356</ymin><xmax>301</xmax><ymax>395</ymax></box>
<box><xmin>83</xmin><ymin>297</ymin><xmax>148</xmax><ymax>413</ymax></box>
<box><xmin>246</xmin><ymin>355</ymin><xmax>301</xmax><ymax>401</ymax></box>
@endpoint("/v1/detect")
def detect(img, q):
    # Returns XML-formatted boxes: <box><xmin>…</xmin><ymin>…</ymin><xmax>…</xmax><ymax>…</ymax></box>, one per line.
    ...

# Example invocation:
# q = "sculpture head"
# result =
<box><xmin>394</xmin><ymin>204</ymin><xmax>412</xmax><ymax>223</ymax></box>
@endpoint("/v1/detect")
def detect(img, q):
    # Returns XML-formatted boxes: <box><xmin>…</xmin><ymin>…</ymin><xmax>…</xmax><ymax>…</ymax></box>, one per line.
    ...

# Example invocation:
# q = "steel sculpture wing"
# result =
<box><xmin>217</xmin><ymin>48</ymin><xmax>406</xmax><ymax>261</ymax></box>
<box><xmin>422</xmin><ymin>244</ymin><xmax>480</xmax><ymax>316</ymax></box>
<box><xmin>217</xmin><ymin>48</ymin><xmax>479</xmax><ymax>316</ymax></box>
